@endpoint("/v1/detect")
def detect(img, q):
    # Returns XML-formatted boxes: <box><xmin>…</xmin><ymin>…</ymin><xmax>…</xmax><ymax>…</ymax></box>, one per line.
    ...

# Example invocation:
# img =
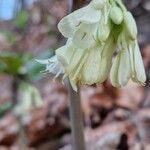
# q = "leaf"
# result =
<box><xmin>14</xmin><ymin>10</ymin><xmax>28</xmax><ymax>29</ymax></box>
<box><xmin>0</xmin><ymin>52</ymin><xmax>23</xmax><ymax>75</ymax></box>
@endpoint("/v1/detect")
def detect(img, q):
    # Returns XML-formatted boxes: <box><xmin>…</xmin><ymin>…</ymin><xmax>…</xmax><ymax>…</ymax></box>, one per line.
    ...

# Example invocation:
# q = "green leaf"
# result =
<box><xmin>15</xmin><ymin>10</ymin><xmax>28</xmax><ymax>29</ymax></box>
<box><xmin>0</xmin><ymin>52</ymin><xmax>23</xmax><ymax>75</ymax></box>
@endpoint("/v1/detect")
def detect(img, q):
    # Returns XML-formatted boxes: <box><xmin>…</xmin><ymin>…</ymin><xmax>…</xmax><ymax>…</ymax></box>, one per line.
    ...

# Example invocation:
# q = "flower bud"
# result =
<box><xmin>124</xmin><ymin>11</ymin><xmax>137</xmax><ymax>40</ymax></box>
<box><xmin>110</xmin><ymin>6</ymin><xmax>123</xmax><ymax>25</ymax></box>
<box><xmin>91</xmin><ymin>0</ymin><xmax>105</xmax><ymax>10</ymax></box>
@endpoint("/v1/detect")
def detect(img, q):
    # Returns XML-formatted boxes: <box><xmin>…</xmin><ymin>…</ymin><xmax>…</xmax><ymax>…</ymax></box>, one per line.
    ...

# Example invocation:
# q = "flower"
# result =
<box><xmin>55</xmin><ymin>37</ymin><xmax>115</xmax><ymax>91</ymax></box>
<box><xmin>38</xmin><ymin>0</ymin><xmax>146</xmax><ymax>91</ymax></box>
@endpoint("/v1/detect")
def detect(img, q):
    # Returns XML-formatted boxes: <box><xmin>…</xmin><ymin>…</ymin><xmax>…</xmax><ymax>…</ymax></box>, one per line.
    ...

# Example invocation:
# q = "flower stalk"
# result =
<box><xmin>67</xmin><ymin>1</ymin><xmax>86</xmax><ymax>150</ymax></box>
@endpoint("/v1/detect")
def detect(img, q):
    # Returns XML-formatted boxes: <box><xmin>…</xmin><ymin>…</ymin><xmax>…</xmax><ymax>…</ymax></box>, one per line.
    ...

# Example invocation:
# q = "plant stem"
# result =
<box><xmin>66</xmin><ymin>1</ymin><xmax>86</xmax><ymax>149</ymax></box>
<box><xmin>68</xmin><ymin>79</ymin><xmax>86</xmax><ymax>150</ymax></box>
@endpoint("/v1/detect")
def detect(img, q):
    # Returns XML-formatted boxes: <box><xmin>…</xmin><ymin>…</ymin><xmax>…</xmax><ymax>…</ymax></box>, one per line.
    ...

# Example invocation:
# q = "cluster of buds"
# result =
<box><xmin>38</xmin><ymin>0</ymin><xmax>146</xmax><ymax>91</ymax></box>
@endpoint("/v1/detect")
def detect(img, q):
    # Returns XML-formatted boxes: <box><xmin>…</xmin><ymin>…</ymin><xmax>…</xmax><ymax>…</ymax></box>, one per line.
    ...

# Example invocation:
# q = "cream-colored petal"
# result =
<box><xmin>58</xmin><ymin>5</ymin><xmax>101</xmax><ymax>38</ymax></box>
<box><xmin>118</xmin><ymin>50</ymin><xmax>131</xmax><ymax>86</ymax></box>
<box><xmin>97</xmin><ymin>17</ymin><xmax>111</xmax><ymax>42</ymax></box>
<box><xmin>72</xmin><ymin>23</ymin><xmax>98</xmax><ymax>49</ymax></box>
<box><xmin>69</xmin><ymin>77</ymin><xmax>78</xmax><ymax>92</ymax></box>
<box><xmin>98</xmin><ymin>37</ymin><xmax>115</xmax><ymax>83</ymax></box>
<box><xmin>110</xmin><ymin>52</ymin><xmax>121</xmax><ymax>87</ymax></box>
<box><xmin>81</xmin><ymin>45</ymin><xmax>102</xmax><ymax>85</ymax></box>
<box><xmin>67</xmin><ymin>49</ymin><xmax>86</xmax><ymax>75</ymax></box>
<box><xmin>132</xmin><ymin>41</ymin><xmax>146</xmax><ymax>85</ymax></box>
<box><xmin>56</xmin><ymin>39</ymin><xmax>75</xmax><ymax>69</ymax></box>
<box><xmin>124</xmin><ymin>11</ymin><xmax>137</xmax><ymax>40</ymax></box>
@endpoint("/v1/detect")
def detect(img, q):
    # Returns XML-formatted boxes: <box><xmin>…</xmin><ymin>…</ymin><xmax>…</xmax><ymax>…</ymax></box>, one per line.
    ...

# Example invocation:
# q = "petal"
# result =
<box><xmin>124</xmin><ymin>11</ymin><xmax>137</xmax><ymax>40</ymax></box>
<box><xmin>69</xmin><ymin>77</ymin><xmax>78</xmax><ymax>92</ymax></box>
<box><xmin>72</xmin><ymin>23</ymin><xmax>98</xmax><ymax>49</ymax></box>
<box><xmin>110</xmin><ymin>52</ymin><xmax>121</xmax><ymax>87</ymax></box>
<box><xmin>58</xmin><ymin>5</ymin><xmax>101</xmax><ymax>38</ymax></box>
<box><xmin>67</xmin><ymin>48</ymin><xmax>87</xmax><ymax>76</ymax></box>
<box><xmin>81</xmin><ymin>45</ymin><xmax>102</xmax><ymax>84</ymax></box>
<box><xmin>56</xmin><ymin>39</ymin><xmax>75</xmax><ymax>69</ymax></box>
<box><xmin>36</xmin><ymin>56</ymin><xmax>62</xmax><ymax>75</ymax></box>
<box><xmin>97</xmin><ymin>17</ymin><xmax>111</xmax><ymax>42</ymax></box>
<box><xmin>133</xmin><ymin>41</ymin><xmax>146</xmax><ymax>85</ymax></box>
<box><xmin>98</xmin><ymin>37</ymin><xmax>115</xmax><ymax>83</ymax></box>
<box><xmin>118</xmin><ymin>50</ymin><xmax>131</xmax><ymax>86</ymax></box>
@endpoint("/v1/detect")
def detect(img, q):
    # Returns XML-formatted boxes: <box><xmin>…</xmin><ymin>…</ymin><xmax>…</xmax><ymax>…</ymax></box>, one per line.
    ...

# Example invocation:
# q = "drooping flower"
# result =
<box><xmin>38</xmin><ymin>0</ymin><xmax>146</xmax><ymax>91</ymax></box>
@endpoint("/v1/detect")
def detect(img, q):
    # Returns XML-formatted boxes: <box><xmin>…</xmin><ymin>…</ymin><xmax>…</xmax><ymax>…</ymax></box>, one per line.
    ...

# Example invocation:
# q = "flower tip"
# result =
<box><xmin>91</xmin><ymin>0</ymin><xmax>105</xmax><ymax>10</ymax></box>
<box><xmin>110</xmin><ymin>6</ymin><xmax>123</xmax><ymax>25</ymax></box>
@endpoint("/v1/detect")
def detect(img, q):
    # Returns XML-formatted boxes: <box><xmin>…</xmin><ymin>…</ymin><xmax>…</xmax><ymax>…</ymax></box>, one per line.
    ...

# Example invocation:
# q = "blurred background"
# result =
<box><xmin>0</xmin><ymin>0</ymin><xmax>150</xmax><ymax>150</ymax></box>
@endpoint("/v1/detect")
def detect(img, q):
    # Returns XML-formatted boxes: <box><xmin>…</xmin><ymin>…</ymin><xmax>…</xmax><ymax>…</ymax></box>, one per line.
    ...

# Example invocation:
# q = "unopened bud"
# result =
<box><xmin>124</xmin><ymin>11</ymin><xmax>137</xmax><ymax>40</ymax></box>
<box><xmin>91</xmin><ymin>0</ymin><xmax>105</xmax><ymax>10</ymax></box>
<box><xmin>110</xmin><ymin>6</ymin><xmax>123</xmax><ymax>25</ymax></box>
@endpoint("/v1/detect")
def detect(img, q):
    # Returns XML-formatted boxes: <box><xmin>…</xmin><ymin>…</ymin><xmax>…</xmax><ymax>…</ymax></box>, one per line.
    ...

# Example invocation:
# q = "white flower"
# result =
<box><xmin>38</xmin><ymin>0</ymin><xmax>146</xmax><ymax>91</ymax></box>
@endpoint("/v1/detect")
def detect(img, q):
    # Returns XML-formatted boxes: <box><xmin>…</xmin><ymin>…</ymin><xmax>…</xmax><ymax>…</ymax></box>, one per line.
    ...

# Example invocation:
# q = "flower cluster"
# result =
<box><xmin>38</xmin><ymin>0</ymin><xmax>146</xmax><ymax>91</ymax></box>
